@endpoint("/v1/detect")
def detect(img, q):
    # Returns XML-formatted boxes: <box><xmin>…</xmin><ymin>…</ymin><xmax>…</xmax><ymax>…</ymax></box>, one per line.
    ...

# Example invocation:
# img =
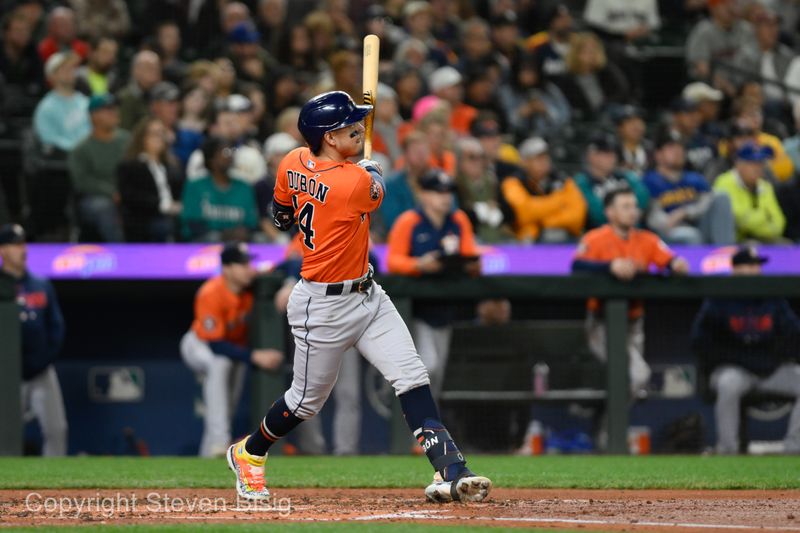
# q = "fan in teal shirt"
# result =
<box><xmin>181</xmin><ymin>138</ymin><xmax>259</xmax><ymax>241</ymax></box>
<box><xmin>573</xmin><ymin>133</ymin><xmax>650</xmax><ymax>230</ymax></box>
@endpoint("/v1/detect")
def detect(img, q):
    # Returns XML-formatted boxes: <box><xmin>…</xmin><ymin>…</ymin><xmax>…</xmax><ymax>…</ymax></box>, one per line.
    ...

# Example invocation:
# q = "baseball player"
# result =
<box><xmin>180</xmin><ymin>242</ymin><xmax>283</xmax><ymax>457</ymax></box>
<box><xmin>226</xmin><ymin>91</ymin><xmax>492</xmax><ymax>503</ymax></box>
<box><xmin>0</xmin><ymin>224</ymin><xmax>67</xmax><ymax>455</ymax></box>
<box><xmin>386</xmin><ymin>169</ymin><xmax>481</xmax><ymax>398</ymax></box>
<box><xmin>572</xmin><ymin>188</ymin><xmax>689</xmax><ymax>397</ymax></box>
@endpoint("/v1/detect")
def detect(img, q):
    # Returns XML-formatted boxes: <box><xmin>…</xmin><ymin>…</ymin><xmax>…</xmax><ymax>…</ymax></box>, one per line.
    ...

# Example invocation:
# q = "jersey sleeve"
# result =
<box><xmin>273</xmin><ymin>156</ymin><xmax>293</xmax><ymax>209</ymax></box>
<box><xmin>347</xmin><ymin>167</ymin><xmax>384</xmax><ymax>214</ymax></box>
<box><xmin>648</xmin><ymin>234</ymin><xmax>675</xmax><ymax>269</ymax></box>
<box><xmin>574</xmin><ymin>232</ymin><xmax>602</xmax><ymax>261</ymax></box>
<box><xmin>453</xmin><ymin>210</ymin><xmax>478</xmax><ymax>256</ymax></box>
<box><xmin>387</xmin><ymin>211</ymin><xmax>422</xmax><ymax>275</ymax></box>
<box><xmin>194</xmin><ymin>290</ymin><xmax>226</xmax><ymax>342</ymax></box>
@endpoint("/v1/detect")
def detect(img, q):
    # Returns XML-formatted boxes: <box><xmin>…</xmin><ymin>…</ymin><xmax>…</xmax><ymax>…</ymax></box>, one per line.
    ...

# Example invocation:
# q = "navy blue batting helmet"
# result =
<box><xmin>298</xmin><ymin>91</ymin><xmax>372</xmax><ymax>153</ymax></box>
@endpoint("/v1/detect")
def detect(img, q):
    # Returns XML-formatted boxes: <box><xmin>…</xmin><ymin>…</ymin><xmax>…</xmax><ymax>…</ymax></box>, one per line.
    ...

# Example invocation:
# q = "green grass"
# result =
<box><xmin>2</xmin><ymin>455</ymin><xmax>800</xmax><ymax>490</ymax></box>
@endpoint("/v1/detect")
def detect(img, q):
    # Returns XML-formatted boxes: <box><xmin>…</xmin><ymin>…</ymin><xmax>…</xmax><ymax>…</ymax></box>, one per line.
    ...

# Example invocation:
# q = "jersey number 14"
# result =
<box><xmin>292</xmin><ymin>196</ymin><xmax>315</xmax><ymax>250</ymax></box>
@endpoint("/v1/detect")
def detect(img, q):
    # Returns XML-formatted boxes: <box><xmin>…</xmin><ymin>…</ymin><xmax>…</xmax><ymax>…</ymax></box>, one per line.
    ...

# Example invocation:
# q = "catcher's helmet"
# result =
<box><xmin>298</xmin><ymin>91</ymin><xmax>372</xmax><ymax>153</ymax></box>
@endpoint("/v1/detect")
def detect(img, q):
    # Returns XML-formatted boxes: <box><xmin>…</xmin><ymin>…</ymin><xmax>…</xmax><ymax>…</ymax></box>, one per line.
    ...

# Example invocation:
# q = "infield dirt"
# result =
<box><xmin>2</xmin><ymin>488</ymin><xmax>799</xmax><ymax>531</ymax></box>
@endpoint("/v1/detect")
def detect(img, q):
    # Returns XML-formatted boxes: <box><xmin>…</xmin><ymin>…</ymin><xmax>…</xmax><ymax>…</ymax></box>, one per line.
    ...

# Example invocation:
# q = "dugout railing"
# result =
<box><xmin>251</xmin><ymin>274</ymin><xmax>800</xmax><ymax>456</ymax></box>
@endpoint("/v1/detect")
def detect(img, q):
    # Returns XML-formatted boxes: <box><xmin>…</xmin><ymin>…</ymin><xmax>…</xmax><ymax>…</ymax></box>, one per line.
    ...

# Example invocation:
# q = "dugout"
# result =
<box><xmin>2</xmin><ymin>275</ymin><xmax>800</xmax><ymax>456</ymax></box>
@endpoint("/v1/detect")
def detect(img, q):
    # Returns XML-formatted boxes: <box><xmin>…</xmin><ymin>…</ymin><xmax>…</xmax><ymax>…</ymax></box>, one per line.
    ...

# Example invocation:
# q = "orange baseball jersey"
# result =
<box><xmin>575</xmin><ymin>224</ymin><xmax>675</xmax><ymax>318</ymax></box>
<box><xmin>273</xmin><ymin>147</ymin><xmax>383</xmax><ymax>283</ymax></box>
<box><xmin>191</xmin><ymin>275</ymin><xmax>253</xmax><ymax>346</ymax></box>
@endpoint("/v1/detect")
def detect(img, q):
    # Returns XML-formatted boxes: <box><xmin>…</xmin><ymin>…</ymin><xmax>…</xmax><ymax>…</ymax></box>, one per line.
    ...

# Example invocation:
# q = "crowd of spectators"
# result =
<box><xmin>1</xmin><ymin>0</ymin><xmax>800</xmax><ymax>245</ymax></box>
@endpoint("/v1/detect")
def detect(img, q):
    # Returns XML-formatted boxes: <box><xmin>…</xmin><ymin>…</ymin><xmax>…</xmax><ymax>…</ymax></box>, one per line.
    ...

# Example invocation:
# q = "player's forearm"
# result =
<box><xmin>208</xmin><ymin>340</ymin><xmax>252</xmax><ymax>363</ymax></box>
<box><xmin>387</xmin><ymin>254</ymin><xmax>421</xmax><ymax>276</ymax></box>
<box><xmin>272</xmin><ymin>197</ymin><xmax>294</xmax><ymax>231</ymax></box>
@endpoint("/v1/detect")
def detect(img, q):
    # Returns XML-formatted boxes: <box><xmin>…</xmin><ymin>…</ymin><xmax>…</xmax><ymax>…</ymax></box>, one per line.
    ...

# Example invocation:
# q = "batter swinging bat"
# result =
<box><xmin>362</xmin><ymin>34</ymin><xmax>380</xmax><ymax>160</ymax></box>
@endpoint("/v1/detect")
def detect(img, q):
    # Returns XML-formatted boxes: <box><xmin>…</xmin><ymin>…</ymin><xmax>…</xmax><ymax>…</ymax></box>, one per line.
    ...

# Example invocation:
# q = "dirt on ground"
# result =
<box><xmin>1</xmin><ymin>488</ymin><xmax>799</xmax><ymax>531</ymax></box>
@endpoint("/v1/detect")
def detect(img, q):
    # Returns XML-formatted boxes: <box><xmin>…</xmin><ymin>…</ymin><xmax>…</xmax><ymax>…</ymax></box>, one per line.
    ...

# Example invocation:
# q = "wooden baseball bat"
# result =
<box><xmin>362</xmin><ymin>34</ymin><xmax>380</xmax><ymax>160</ymax></box>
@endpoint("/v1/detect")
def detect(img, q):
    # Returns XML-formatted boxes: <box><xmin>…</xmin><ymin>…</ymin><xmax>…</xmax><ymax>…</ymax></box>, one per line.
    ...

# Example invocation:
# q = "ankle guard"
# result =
<box><xmin>415</xmin><ymin>418</ymin><xmax>465</xmax><ymax>474</ymax></box>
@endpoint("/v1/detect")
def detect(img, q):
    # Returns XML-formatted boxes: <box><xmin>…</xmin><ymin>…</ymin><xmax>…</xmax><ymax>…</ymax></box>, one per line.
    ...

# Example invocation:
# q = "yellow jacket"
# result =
<box><xmin>501</xmin><ymin>175</ymin><xmax>587</xmax><ymax>241</ymax></box>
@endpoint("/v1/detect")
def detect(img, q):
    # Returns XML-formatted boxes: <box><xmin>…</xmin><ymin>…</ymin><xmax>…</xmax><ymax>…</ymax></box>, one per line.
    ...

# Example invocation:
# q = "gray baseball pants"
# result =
<box><xmin>284</xmin><ymin>277</ymin><xmax>429</xmax><ymax>420</ymax></box>
<box><xmin>711</xmin><ymin>363</ymin><xmax>800</xmax><ymax>454</ymax></box>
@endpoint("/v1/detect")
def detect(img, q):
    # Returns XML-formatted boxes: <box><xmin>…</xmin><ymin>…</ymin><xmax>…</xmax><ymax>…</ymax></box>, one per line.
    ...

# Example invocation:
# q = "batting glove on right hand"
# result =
<box><xmin>357</xmin><ymin>159</ymin><xmax>383</xmax><ymax>176</ymax></box>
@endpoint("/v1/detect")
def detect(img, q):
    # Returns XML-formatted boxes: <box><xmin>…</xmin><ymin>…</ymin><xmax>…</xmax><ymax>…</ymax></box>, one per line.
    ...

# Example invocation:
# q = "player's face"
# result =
<box><xmin>0</xmin><ymin>243</ymin><xmax>27</xmax><ymax>273</ymax></box>
<box><xmin>326</xmin><ymin>122</ymin><xmax>365</xmax><ymax>158</ymax></box>
<box><xmin>419</xmin><ymin>189</ymin><xmax>453</xmax><ymax>216</ymax></box>
<box><xmin>225</xmin><ymin>262</ymin><xmax>256</xmax><ymax>288</ymax></box>
<box><xmin>607</xmin><ymin>194</ymin><xmax>640</xmax><ymax>229</ymax></box>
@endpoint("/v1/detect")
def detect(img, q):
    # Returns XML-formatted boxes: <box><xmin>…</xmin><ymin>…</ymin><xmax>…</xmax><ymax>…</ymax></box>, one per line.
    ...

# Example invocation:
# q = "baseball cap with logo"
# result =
<box><xmin>418</xmin><ymin>170</ymin><xmax>457</xmax><ymax>192</ymax></box>
<box><xmin>736</xmin><ymin>142</ymin><xmax>774</xmax><ymax>162</ymax></box>
<box><xmin>0</xmin><ymin>224</ymin><xmax>26</xmax><ymax>245</ymax></box>
<box><xmin>88</xmin><ymin>93</ymin><xmax>117</xmax><ymax>113</ymax></box>
<box><xmin>221</xmin><ymin>242</ymin><xmax>256</xmax><ymax>265</ymax></box>
<box><xmin>731</xmin><ymin>245</ymin><xmax>768</xmax><ymax>266</ymax></box>
<box><xmin>227</xmin><ymin>21</ymin><xmax>260</xmax><ymax>44</ymax></box>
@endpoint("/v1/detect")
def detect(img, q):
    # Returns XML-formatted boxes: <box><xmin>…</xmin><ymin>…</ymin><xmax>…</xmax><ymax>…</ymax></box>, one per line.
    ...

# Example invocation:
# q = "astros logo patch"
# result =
<box><xmin>370</xmin><ymin>178</ymin><xmax>380</xmax><ymax>200</ymax></box>
<box><xmin>203</xmin><ymin>317</ymin><xmax>216</xmax><ymax>331</ymax></box>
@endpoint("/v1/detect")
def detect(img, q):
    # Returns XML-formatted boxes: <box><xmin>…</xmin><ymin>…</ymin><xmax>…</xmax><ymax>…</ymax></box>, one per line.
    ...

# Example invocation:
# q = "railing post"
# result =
<box><xmin>0</xmin><ymin>276</ymin><xmax>22</xmax><ymax>456</ymax></box>
<box><xmin>251</xmin><ymin>276</ymin><xmax>288</xmax><ymax>454</ymax></box>
<box><xmin>605</xmin><ymin>298</ymin><xmax>629</xmax><ymax>454</ymax></box>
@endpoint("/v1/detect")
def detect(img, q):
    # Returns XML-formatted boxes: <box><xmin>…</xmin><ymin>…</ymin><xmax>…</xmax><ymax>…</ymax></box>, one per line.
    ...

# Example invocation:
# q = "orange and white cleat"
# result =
<box><xmin>226</xmin><ymin>438</ymin><xmax>270</xmax><ymax>501</ymax></box>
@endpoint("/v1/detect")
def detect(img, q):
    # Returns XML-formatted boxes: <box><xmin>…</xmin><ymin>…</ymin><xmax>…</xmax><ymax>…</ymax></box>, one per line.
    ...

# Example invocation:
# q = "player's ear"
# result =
<box><xmin>323</xmin><ymin>131</ymin><xmax>336</xmax><ymax>149</ymax></box>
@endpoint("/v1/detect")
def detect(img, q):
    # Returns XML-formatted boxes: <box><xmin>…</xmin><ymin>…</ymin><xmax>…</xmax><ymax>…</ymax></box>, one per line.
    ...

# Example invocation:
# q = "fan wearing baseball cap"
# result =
<box><xmin>681</xmin><ymin>82</ymin><xmax>725</xmax><ymax>145</ymax></box>
<box><xmin>713</xmin><ymin>143</ymin><xmax>787</xmax><ymax>243</ymax></box>
<box><xmin>68</xmin><ymin>93</ymin><xmax>129</xmax><ymax>242</ymax></box>
<box><xmin>33</xmin><ymin>51</ymin><xmax>90</xmax><ymax>152</ymax></box>
<box><xmin>574</xmin><ymin>132</ymin><xmax>650</xmax><ymax>231</ymax></box>
<box><xmin>500</xmin><ymin>136</ymin><xmax>586</xmax><ymax>242</ymax></box>
<box><xmin>642</xmin><ymin>126</ymin><xmax>735</xmax><ymax>245</ymax></box>
<box><xmin>692</xmin><ymin>246</ymin><xmax>800</xmax><ymax>454</ymax></box>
